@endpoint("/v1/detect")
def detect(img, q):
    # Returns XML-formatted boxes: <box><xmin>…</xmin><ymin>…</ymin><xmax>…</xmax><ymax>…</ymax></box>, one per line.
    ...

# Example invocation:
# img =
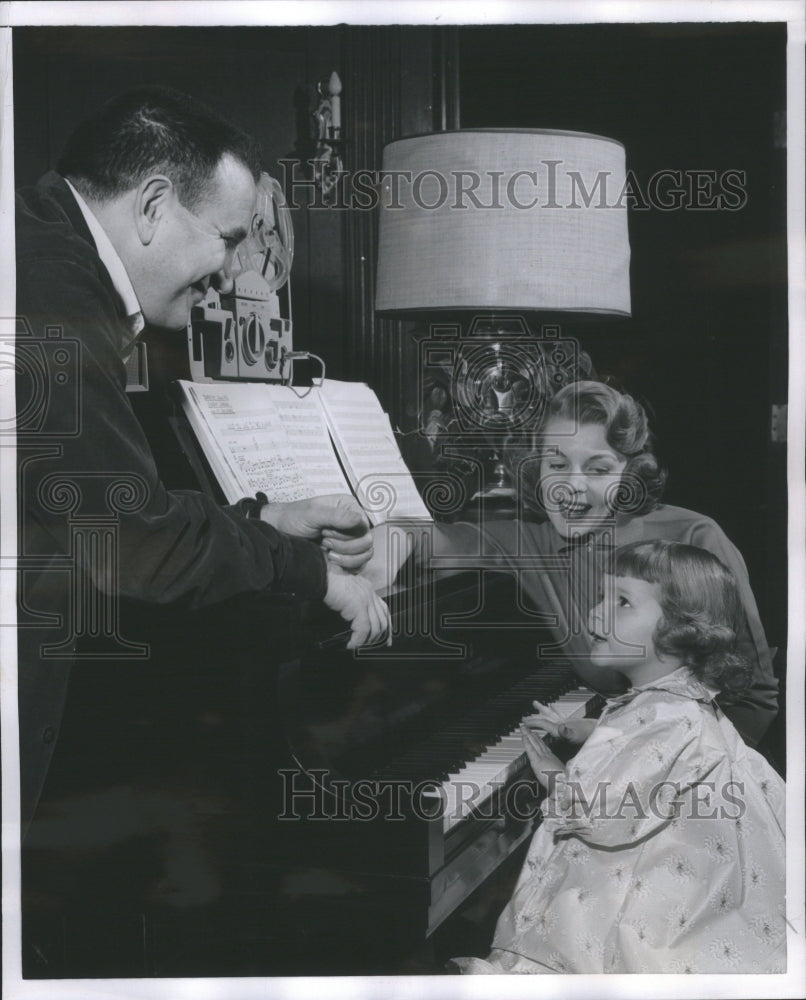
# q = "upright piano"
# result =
<box><xmin>260</xmin><ymin>566</ymin><xmax>602</xmax><ymax>971</ymax></box>
<box><xmin>23</xmin><ymin>559</ymin><xmax>601</xmax><ymax>978</ymax></box>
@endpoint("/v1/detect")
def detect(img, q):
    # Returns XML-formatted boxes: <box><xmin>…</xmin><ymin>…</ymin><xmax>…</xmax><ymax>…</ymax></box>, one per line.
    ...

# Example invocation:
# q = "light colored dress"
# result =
<box><xmin>453</xmin><ymin>668</ymin><xmax>786</xmax><ymax>974</ymax></box>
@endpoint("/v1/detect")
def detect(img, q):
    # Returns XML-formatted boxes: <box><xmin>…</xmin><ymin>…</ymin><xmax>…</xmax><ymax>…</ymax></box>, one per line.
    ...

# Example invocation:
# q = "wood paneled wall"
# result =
<box><xmin>339</xmin><ymin>26</ymin><xmax>437</xmax><ymax>428</ymax></box>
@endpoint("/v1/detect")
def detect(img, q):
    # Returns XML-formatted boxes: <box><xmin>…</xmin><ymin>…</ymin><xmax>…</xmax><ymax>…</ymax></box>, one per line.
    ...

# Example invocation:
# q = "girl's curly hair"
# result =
<box><xmin>506</xmin><ymin>379</ymin><xmax>667</xmax><ymax>518</ymax></box>
<box><xmin>613</xmin><ymin>540</ymin><xmax>753</xmax><ymax>694</ymax></box>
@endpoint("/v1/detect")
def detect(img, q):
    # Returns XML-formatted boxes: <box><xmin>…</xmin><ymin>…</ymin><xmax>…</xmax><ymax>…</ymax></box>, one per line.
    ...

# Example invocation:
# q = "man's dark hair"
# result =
<box><xmin>58</xmin><ymin>85</ymin><xmax>263</xmax><ymax>208</ymax></box>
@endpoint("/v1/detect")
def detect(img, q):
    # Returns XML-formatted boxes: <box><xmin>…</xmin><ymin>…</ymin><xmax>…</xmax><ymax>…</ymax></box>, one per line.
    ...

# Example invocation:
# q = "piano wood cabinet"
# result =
<box><xmin>275</xmin><ymin>573</ymin><xmax>599</xmax><ymax>938</ymax></box>
<box><xmin>22</xmin><ymin>573</ymin><xmax>598</xmax><ymax>977</ymax></box>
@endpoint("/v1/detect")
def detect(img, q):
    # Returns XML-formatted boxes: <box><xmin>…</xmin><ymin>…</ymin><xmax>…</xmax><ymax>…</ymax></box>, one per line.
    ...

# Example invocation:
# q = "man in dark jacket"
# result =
<box><xmin>15</xmin><ymin>86</ymin><xmax>388</xmax><ymax>830</ymax></box>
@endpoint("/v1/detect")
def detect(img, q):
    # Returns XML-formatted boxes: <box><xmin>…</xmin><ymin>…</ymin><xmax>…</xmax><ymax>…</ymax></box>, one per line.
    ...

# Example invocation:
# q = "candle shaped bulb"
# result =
<box><xmin>329</xmin><ymin>71</ymin><xmax>342</xmax><ymax>132</ymax></box>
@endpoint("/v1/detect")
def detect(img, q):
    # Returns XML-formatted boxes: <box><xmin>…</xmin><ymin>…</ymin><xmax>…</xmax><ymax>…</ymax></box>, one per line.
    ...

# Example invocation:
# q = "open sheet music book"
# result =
<box><xmin>177</xmin><ymin>379</ymin><xmax>432</xmax><ymax>525</ymax></box>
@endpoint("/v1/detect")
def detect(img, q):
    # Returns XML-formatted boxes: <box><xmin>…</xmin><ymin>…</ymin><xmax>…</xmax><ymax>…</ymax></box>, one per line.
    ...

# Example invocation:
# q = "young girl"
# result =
<box><xmin>360</xmin><ymin>380</ymin><xmax>778</xmax><ymax>749</ymax></box>
<box><xmin>451</xmin><ymin>540</ymin><xmax>786</xmax><ymax>974</ymax></box>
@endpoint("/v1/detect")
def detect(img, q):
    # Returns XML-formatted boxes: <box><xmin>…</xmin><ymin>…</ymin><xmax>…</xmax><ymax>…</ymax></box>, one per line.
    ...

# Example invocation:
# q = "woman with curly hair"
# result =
<box><xmin>362</xmin><ymin>380</ymin><xmax>778</xmax><ymax>748</ymax></box>
<box><xmin>450</xmin><ymin>541</ymin><xmax>786</xmax><ymax>974</ymax></box>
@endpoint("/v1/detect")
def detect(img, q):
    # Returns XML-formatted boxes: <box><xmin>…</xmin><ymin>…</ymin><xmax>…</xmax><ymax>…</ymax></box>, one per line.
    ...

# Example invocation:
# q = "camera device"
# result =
<box><xmin>187</xmin><ymin>172</ymin><xmax>295</xmax><ymax>383</ymax></box>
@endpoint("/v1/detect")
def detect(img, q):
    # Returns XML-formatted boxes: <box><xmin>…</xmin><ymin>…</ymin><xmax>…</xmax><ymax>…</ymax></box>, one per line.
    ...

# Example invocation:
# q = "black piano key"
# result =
<box><xmin>368</xmin><ymin>666</ymin><xmax>581</xmax><ymax>782</ymax></box>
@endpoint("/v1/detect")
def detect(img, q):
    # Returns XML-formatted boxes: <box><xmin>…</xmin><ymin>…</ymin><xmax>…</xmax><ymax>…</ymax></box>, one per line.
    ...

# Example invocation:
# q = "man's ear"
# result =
<box><xmin>133</xmin><ymin>175</ymin><xmax>174</xmax><ymax>246</ymax></box>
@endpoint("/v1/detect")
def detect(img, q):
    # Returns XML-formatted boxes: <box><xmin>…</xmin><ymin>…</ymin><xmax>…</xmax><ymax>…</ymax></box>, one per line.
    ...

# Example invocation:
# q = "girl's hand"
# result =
<box><xmin>520</xmin><ymin>724</ymin><xmax>564</xmax><ymax>790</ymax></box>
<box><xmin>521</xmin><ymin>700</ymin><xmax>566</xmax><ymax>738</ymax></box>
<box><xmin>522</xmin><ymin>701</ymin><xmax>596</xmax><ymax>744</ymax></box>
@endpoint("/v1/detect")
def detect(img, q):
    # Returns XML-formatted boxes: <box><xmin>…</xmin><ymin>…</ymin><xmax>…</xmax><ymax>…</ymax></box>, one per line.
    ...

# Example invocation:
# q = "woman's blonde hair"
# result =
<box><xmin>507</xmin><ymin>380</ymin><xmax>667</xmax><ymax>518</ymax></box>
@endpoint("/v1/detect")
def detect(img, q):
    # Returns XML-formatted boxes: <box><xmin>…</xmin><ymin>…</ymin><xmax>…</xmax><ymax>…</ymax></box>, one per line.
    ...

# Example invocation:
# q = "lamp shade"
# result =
<box><xmin>375</xmin><ymin>129</ymin><xmax>631</xmax><ymax>316</ymax></box>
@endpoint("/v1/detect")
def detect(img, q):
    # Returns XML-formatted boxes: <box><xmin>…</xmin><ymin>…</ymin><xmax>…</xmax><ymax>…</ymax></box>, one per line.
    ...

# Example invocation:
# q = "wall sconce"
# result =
<box><xmin>312</xmin><ymin>71</ymin><xmax>344</xmax><ymax>205</ymax></box>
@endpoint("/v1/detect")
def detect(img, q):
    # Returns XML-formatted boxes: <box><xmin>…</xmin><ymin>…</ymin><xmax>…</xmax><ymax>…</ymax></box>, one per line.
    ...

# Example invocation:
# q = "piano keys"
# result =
<box><xmin>276</xmin><ymin>569</ymin><xmax>604</xmax><ymax>938</ymax></box>
<box><xmin>431</xmin><ymin>686</ymin><xmax>597</xmax><ymax>835</ymax></box>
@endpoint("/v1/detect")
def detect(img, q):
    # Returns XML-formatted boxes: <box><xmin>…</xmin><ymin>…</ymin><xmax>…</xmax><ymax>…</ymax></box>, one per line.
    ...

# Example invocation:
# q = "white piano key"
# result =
<box><xmin>438</xmin><ymin>687</ymin><xmax>597</xmax><ymax>831</ymax></box>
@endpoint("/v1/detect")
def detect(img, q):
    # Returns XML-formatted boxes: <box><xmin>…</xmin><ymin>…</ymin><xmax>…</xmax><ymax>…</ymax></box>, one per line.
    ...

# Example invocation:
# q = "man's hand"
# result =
<box><xmin>520</xmin><ymin>724</ymin><xmax>564</xmax><ymax>790</ymax></box>
<box><xmin>324</xmin><ymin>565</ymin><xmax>391</xmax><ymax>649</ymax></box>
<box><xmin>521</xmin><ymin>700</ymin><xmax>596</xmax><ymax>745</ymax></box>
<box><xmin>260</xmin><ymin>494</ymin><xmax>373</xmax><ymax>571</ymax></box>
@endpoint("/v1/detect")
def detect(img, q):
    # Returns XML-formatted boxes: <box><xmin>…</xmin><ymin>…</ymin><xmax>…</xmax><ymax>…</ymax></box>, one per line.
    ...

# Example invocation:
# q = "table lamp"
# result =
<box><xmin>374</xmin><ymin>129</ymin><xmax>631</xmax><ymax>506</ymax></box>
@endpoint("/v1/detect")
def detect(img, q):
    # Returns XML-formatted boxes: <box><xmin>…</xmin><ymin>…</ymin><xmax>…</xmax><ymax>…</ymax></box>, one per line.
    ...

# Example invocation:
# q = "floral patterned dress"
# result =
<box><xmin>453</xmin><ymin>668</ymin><xmax>786</xmax><ymax>974</ymax></box>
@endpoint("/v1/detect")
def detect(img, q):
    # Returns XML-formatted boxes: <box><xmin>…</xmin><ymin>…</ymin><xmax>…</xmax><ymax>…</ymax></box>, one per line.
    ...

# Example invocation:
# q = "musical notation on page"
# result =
<box><xmin>178</xmin><ymin>379</ymin><xmax>432</xmax><ymax>524</ymax></box>
<box><xmin>179</xmin><ymin>381</ymin><xmax>348</xmax><ymax>505</ymax></box>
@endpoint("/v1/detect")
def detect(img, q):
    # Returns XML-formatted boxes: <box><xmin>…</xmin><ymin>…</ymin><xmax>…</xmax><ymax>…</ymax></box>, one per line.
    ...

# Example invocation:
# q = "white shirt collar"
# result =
<box><xmin>65</xmin><ymin>178</ymin><xmax>145</xmax><ymax>337</ymax></box>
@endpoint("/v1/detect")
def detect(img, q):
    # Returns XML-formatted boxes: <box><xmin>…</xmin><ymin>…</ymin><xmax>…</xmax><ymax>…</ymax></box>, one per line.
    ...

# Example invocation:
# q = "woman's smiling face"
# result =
<box><xmin>538</xmin><ymin>418</ymin><xmax>628</xmax><ymax>538</ymax></box>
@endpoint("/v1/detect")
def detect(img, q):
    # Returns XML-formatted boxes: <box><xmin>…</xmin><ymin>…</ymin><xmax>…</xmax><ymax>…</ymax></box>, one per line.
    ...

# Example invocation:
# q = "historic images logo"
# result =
<box><xmin>279</xmin><ymin>160</ymin><xmax>748</xmax><ymax>212</ymax></box>
<box><xmin>278</xmin><ymin>768</ymin><xmax>747</xmax><ymax>824</ymax></box>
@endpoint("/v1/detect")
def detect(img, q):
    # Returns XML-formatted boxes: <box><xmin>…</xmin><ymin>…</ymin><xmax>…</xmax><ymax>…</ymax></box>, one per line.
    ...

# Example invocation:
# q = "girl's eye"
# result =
<box><xmin>618</xmin><ymin>596</ymin><xmax>631</xmax><ymax>608</ymax></box>
<box><xmin>587</xmin><ymin>466</ymin><xmax>612</xmax><ymax>476</ymax></box>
